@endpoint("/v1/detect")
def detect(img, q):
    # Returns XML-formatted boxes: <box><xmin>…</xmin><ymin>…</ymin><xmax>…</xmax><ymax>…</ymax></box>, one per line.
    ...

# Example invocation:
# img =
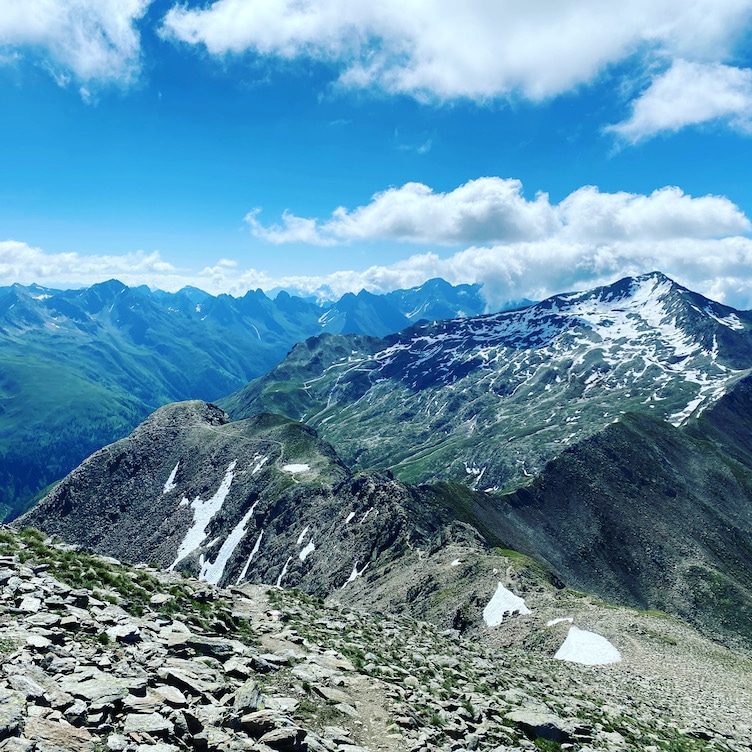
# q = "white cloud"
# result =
<box><xmin>245</xmin><ymin>209</ymin><xmax>335</xmax><ymax>246</ymax></box>
<box><xmin>4</xmin><ymin>178</ymin><xmax>752</xmax><ymax>309</ymax></box>
<box><xmin>0</xmin><ymin>0</ymin><xmax>151</xmax><ymax>88</ymax></box>
<box><xmin>609</xmin><ymin>60</ymin><xmax>752</xmax><ymax>142</ymax></box>
<box><xmin>161</xmin><ymin>0</ymin><xmax>752</xmax><ymax>103</ymax></box>
<box><xmin>557</xmin><ymin>186</ymin><xmax>751</xmax><ymax>241</ymax></box>
<box><xmin>0</xmin><ymin>241</ymin><xmax>178</xmax><ymax>288</ymax></box>
<box><xmin>247</xmin><ymin>178</ymin><xmax>751</xmax><ymax>246</ymax></box>
<box><xmin>248</xmin><ymin>178</ymin><xmax>559</xmax><ymax>245</ymax></box>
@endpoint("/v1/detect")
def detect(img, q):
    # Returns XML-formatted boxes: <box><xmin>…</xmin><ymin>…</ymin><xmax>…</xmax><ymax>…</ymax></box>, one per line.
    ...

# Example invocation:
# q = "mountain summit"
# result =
<box><xmin>224</xmin><ymin>272</ymin><xmax>752</xmax><ymax>492</ymax></box>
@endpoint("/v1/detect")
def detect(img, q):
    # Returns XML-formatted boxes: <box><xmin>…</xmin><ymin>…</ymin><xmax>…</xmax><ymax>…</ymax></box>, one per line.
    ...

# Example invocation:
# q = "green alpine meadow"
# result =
<box><xmin>2</xmin><ymin>2</ymin><xmax>752</xmax><ymax>750</ymax></box>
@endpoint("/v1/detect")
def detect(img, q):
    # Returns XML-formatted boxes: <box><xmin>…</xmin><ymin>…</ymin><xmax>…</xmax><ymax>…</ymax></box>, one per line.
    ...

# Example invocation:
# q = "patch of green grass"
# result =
<box><xmin>534</xmin><ymin>740</ymin><xmax>562</xmax><ymax>751</ymax></box>
<box><xmin>492</xmin><ymin>546</ymin><xmax>552</xmax><ymax>581</ymax></box>
<box><xmin>1</xmin><ymin>527</ymin><xmax>258</xmax><ymax>645</ymax></box>
<box><xmin>0</xmin><ymin>638</ymin><xmax>16</xmax><ymax>654</ymax></box>
<box><xmin>295</xmin><ymin>696</ymin><xmax>347</xmax><ymax>727</ymax></box>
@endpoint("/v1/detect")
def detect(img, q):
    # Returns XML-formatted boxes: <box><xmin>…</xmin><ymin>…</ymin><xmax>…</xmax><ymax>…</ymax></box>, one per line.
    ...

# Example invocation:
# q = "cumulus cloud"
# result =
<box><xmin>557</xmin><ymin>185</ymin><xmax>751</xmax><ymax>240</ymax></box>
<box><xmin>4</xmin><ymin>179</ymin><xmax>752</xmax><ymax>309</ymax></box>
<box><xmin>245</xmin><ymin>209</ymin><xmax>334</xmax><ymax>246</ymax></box>
<box><xmin>247</xmin><ymin>179</ymin><xmax>560</xmax><ymax>246</ymax></box>
<box><xmin>247</xmin><ymin>178</ymin><xmax>751</xmax><ymax>246</ymax></box>
<box><xmin>161</xmin><ymin>0</ymin><xmax>752</xmax><ymax>103</ymax></box>
<box><xmin>609</xmin><ymin>60</ymin><xmax>752</xmax><ymax>142</ymax></box>
<box><xmin>0</xmin><ymin>0</ymin><xmax>151</xmax><ymax>89</ymax></box>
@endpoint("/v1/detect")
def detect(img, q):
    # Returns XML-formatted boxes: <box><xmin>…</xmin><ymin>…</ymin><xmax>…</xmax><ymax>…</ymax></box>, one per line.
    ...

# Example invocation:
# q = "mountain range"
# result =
<box><xmin>12</xmin><ymin>270</ymin><xmax>752</xmax><ymax>750</ymax></box>
<box><xmin>18</xmin><ymin>271</ymin><xmax>752</xmax><ymax>649</ymax></box>
<box><xmin>0</xmin><ymin>277</ymin><xmax>487</xmax><ymax>520</ymax></box>
<box><xmin>224</xmin><ymin>272</ymin><xmax>752</xmax><ymax>493</ymax></box>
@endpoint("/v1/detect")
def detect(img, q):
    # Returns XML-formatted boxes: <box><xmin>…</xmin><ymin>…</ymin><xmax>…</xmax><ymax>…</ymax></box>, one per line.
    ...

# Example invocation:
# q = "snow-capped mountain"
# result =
<box><xmin>225</xmin><ymin>272</ymin><xmax>752</xmax><ymax>492</ymax></box>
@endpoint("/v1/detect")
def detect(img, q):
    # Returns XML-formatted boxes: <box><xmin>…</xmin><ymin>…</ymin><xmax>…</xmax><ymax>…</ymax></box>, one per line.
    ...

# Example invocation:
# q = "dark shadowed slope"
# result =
<box><xmin>488</xmin><ymin>376</ymin><xmax>752</xmax><ymax>646</ymax></box>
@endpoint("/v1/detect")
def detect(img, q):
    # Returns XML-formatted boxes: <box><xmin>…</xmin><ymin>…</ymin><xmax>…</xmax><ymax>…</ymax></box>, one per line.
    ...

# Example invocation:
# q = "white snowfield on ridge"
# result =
<box><xmin>482</xmin><ymin>582</ymin><xmax>621</xmax><ymax>666</ymax></box>
<box><xmin>336</xmin><ymin>274</ymin><xmax>747</xmax><ymax>426</ymax></box>
<box><xmin>282</xmin><ymin>463</ymin><xmax>311</xmax><ymax>473</ymax></box>
<box><xmin>554</xmin><ymin>625</ymin><xmax>622</xmax><ymax>666</ymax></box>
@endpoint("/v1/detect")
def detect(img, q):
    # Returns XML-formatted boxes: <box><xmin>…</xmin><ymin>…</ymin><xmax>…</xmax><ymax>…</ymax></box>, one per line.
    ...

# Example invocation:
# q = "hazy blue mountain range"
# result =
<box><xmin>0</xmin><ymin>277</ymin><xmax>489</xmax><ymax>520</ymax></box>
<box><xmin>224</xmin><ymin>272</ymin><xmax>752</xmax><ymax>493</ymax></box>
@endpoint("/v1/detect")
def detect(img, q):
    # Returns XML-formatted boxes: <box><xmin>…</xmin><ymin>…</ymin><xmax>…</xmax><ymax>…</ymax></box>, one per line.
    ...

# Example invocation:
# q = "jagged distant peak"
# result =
<box><xmin>546</xmin><ymin>272</ymin><xmax>681</xmax><ymax>308</ymax></box>
<box><xmin>427</xmin><ymin>271</ymin><xmax>748</xmax><ymax>348</ymax></box>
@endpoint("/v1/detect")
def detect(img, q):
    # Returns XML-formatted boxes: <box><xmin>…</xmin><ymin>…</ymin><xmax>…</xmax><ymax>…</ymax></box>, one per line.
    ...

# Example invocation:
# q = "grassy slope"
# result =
<box><xmin>494</xmin><ymin>402</ymin><xmax>752</xmax><ymax>646</ymax></box>
<box><xmin>0</xmin><ymin>353</ymin><xmax>143</xmax><ymax>519</ymax></box>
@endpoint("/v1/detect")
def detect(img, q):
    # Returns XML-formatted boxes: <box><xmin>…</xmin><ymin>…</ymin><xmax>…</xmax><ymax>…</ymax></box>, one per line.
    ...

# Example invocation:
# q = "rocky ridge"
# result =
<box><xmin>21</xmin><ymin>392</ymin><xmax>752</xmax><ymax>648</ymax></box>
<box><xmin>1</xmin><ymin>527</ymin><xmax>751</xmax><ymax>752</ymax></box>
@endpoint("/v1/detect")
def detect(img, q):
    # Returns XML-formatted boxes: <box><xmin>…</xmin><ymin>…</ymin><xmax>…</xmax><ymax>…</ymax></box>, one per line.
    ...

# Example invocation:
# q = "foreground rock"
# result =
<box><xmin>1</xmin><ymin>527</ymin><xmax>750</xmax><ymax>752</ymax></box>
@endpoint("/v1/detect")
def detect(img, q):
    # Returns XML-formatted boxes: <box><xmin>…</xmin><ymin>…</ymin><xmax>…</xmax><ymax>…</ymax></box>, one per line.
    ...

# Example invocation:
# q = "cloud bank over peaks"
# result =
<box><xmin>247</xmin><ymin>178</ymin><xmax>752</xmax><ymax>246</ymax></box>
<box><xmin>4</xmin><ymin>175</ymin><xmax>752</xmax><ymax>310</ymax></box>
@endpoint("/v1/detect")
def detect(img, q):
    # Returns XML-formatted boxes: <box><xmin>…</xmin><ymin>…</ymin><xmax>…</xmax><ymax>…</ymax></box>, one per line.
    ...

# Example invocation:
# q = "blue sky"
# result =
<box><xmin>2</xmin><ymin>1</ymin><xmax>752</xmax><ymax>306</ymax></box>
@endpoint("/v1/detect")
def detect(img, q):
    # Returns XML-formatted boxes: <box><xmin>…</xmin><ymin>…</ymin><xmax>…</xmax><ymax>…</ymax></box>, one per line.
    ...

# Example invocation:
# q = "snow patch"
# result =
<box><xmin>299</xmin><ymin>540</ymin><xmax>315</xmax><ymax>562</ymax></box>
<box><xmin>705</xmin><ymin>308</ymin><xmax>744</xmax><ymax>330</ymax></box>
<box><xmin>554</xmin><ymin>626</ymin><xmax>621</xmax><ymax>665</ymax></box>
<box><xmin>275</xmin><ymin>556</ymin><xmax>292</xmax><ymax>587</ymax></box>
<box><xmin>251</xmin><ymin>456</ymin><xmax>268</xmax><ymax>475</ymax></box>
<box><xmin>236</xmin><ymin>530</ymin><xmax>263</xmax><ymax>584</ymax></box>
<box><xmin>482</xmin><ymin>583</ymin><xmax>531</xmax><ymax>627</ymax></box>
<box><xmin>170</xmin><ymin>461</ymin><xmax>237</xmax><ymax>570</ymax></box>
<box><xmin>546</xmin><ymin>617</ymin><xmax>574</xmax><ymax>627</ymax></box>
<box><xmin>344</xmin><ymin>511</ymin><xmax>356</xmax><ymax>524</ymax></box>
<box><xmin>282</xmin><ymin>463</ymin><xmax>310</xmax><ymax>474</ymax></box>
<box><xmin>450</xmin><ymin>559</ymin><xmax>462</xmax><ymax>567</ymax></box>
<box><xmin>342</xmin><ymin>562</ymin><xmax>369</xmax><ymax>587</ymax></box>
<box><xmin>296</xmin><ymin>526</ymin><xmax>310</xmax><ymax>545</ymax></box>
<box><xmin>200</xmin><ymin>507</ymin><xmax>254</xmax><ymax>585</ymax></box>
<box><xmin>163</xmin><ymin>462</ymin><xmax>179</xmax><ymax>494</ymax></box>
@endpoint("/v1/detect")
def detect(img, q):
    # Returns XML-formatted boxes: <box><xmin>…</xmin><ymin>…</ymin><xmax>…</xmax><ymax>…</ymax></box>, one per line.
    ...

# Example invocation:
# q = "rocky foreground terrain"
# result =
<box><xmin>1</xmin><ymin>527</ymin><xmax>751</xmax><ymax>752</ymax></box>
